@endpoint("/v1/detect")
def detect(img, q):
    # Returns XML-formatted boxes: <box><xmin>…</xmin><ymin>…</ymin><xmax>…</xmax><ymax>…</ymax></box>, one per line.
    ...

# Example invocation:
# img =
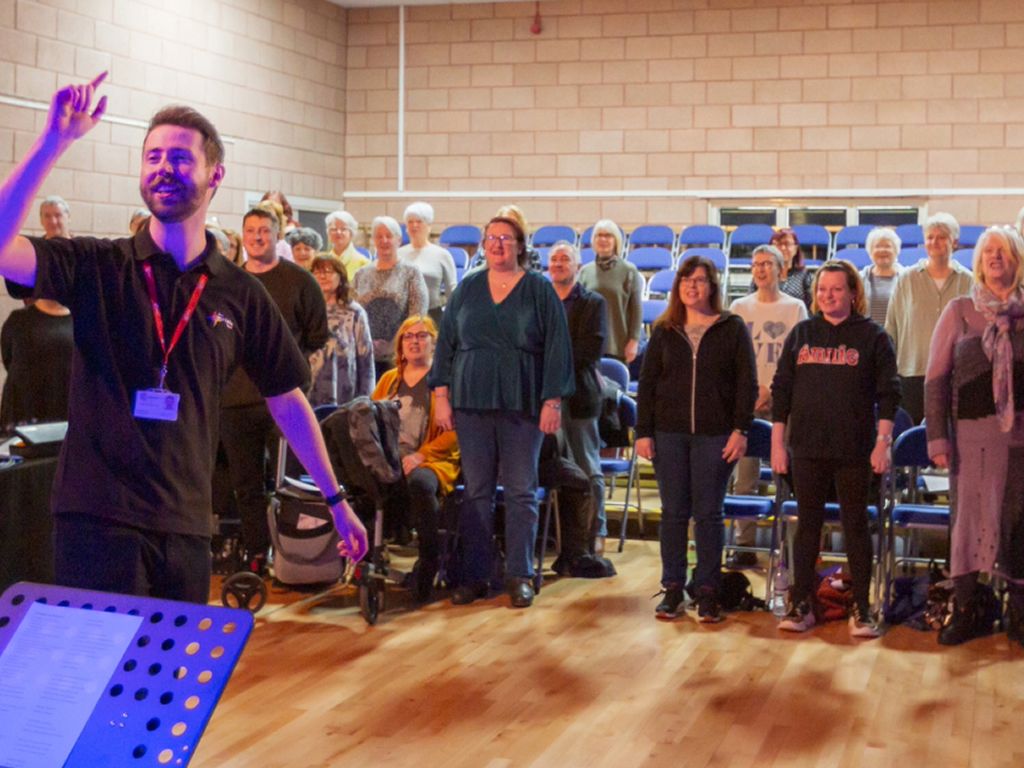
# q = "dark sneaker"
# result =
<box><xmin>938</xmin><ymin>603</ymin><xmax>976</xmax><ymax>646</ymax></box>
<box><xmin>849</xmin><ymin>603</ymin><xmax>881</xmax><ymax>639</ymax></box>
<box><xmin>726</xmin><ymin>551</ymin><xmax>759</xmax><ymax>569</ymax></box>
<box><xmin>696</xmin><ymin>587</ymin><xmax>723</xmax><ymax>623</ymax></box>
<box><xmin>778</xmin><ymin>600</ymin><xmax>816</xmax><ymax>632</ymax></box>
<box><xmin>654</xmin><ymin>587</ymin><xmax>686</xmax><ymax>620</ymax></box>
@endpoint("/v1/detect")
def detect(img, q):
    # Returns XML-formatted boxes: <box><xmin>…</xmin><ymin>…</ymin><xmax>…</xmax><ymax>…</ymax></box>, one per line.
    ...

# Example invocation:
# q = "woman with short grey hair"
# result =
<box><xmin>398</xmin><ymin>201</ymin><xmax>457</xmax><ymax>326</ymax></box>
<box><xmin>284</xmin><ymin>227</ymin><xmax>323</xmax><ymax>270</ymax></box>
<box><xmin>860</xmin><ymin>227</ymin><xmax>904</xmax><ymax>325</ymax></box>
<box><xmin>578</xmin><ymin>218</ymin><xmax>643</xmax><ymax>364</ymax></box>
<box><xmin>353</xmin><ymin>215</ymin><xmax>428</xmax><ymax>377</ymax></box>
<box><xmin>325</xmin><ymin>209</ymin><xmax>368</xmax><ymax>281</ymax></box>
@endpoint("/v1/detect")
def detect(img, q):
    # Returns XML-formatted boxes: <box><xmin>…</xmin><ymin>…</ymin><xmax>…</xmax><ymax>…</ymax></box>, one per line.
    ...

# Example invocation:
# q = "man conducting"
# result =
<box><xmin>0</xmin><ymin>73</ymin><xmax>367</xmax><ymax>602</ymax></box>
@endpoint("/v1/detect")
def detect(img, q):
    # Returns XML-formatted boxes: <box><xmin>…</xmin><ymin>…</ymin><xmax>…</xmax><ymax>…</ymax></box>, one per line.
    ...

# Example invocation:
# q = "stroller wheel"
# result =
<box><xmin>221</xmin><ymin>571</ymin><xmax>268</xmax><ymax>613</ymax></box>
<box><xmin>359</xmin><ymin>581</ymin><xmax>380</xmax><ymax>625</ymax></box>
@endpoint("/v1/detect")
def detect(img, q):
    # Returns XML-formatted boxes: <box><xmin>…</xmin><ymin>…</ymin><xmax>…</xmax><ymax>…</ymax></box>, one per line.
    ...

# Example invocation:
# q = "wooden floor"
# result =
<box><xmin>193</xmin><ymin>540</ymin><xmax>1024</xmax><ymax>768</ymax></box>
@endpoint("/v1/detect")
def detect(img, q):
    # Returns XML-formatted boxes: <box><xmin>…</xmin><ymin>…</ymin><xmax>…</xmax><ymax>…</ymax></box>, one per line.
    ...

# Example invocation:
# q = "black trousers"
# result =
<box><xmin>54</xmin><ymin>514</ymin><xmax>211</xmax><ymax>603</ymax></box>
<box><xmin>900</xmin><ymin>375</ymin><xmax>925</xmax><ymax>425</ymax></box>
<box><xmin>386</xmin><ymin>467</ymin><xmax>442</xmax><ymax>562</ymax></box>
<box><xmin>790</xmin><ymin>457</ymin><xmax>874</xmax><ymax>609</ymax></box>
<box><xmin>220</xmin><ymin>403</ymin><xmax>277</xmax><ymax>555</ymax></box>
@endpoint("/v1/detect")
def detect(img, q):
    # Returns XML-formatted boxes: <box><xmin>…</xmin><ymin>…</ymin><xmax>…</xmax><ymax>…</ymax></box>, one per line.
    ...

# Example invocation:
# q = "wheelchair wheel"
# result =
<box><xmin>221</xmin><ymin>571</ymin><xmax>268</xmax><ymax>613</ymax></box>
<box><xmin>359</xmin><ymin>580</ymin><xmax>380</xmax><ymax>625</ymax></box>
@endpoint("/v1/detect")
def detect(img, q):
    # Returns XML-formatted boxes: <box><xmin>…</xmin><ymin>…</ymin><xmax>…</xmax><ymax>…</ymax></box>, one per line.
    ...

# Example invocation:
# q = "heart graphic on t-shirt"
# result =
<box><xmin>764</xmin><ymin>321</ymin><xmax>787</xmax><ymax>339</ymax></box>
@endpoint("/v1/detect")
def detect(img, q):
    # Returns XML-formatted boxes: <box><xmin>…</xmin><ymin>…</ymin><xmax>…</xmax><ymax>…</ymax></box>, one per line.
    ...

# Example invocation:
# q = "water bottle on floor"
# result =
<box><xmin>770</xmin><ymin>560</ymin><xmax>789</xmax><ymax>617</ymax></box>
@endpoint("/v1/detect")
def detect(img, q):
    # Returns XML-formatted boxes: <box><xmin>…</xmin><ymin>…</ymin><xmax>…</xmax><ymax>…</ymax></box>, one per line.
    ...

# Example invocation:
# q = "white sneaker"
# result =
<box><xmin>849</xmin><ymin>604</ymin><xmax>881</xmax><ymax>638</ymax></box>
<box><xmin>778</xmin><ymin>600</ymin><xmax>816</xmax><ymax>632</ymax></box>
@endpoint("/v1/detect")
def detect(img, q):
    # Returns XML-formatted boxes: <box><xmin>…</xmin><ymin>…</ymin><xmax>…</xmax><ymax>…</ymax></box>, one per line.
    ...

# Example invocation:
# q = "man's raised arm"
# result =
<box><xmin>0</xmin><ymin>72</ymin><xmax>107</xmax><ymax>286</ymax></box>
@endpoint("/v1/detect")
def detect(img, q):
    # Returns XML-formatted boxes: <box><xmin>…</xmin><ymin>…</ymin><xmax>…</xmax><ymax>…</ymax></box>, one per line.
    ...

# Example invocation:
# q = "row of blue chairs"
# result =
<box><xmin>434</xmin><ymin>222</ymin><xmax>989</xmax><ymax>264</ymax></box>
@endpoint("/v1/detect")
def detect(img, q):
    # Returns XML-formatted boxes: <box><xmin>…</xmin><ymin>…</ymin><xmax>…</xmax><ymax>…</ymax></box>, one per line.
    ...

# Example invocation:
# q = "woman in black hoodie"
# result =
<box><xmin>637</xmin><ymin>255</ymin><xmax>756</xmax><ymax>623</ymax></box>
<box><xmin>771</xmin><ymin>260</ymin><xmax>900</xmax><ymax>639</ymax></box>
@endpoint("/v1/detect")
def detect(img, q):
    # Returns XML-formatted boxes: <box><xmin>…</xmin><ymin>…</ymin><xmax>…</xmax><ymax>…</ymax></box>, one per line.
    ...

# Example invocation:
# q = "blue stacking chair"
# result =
<box><xmin>882</xmin><ymin>425</ymin><xmax>950</xmax><ymax>610</ymax></box>
<box><xmin>580</xmin><ymin>247</ymin><xmax>596</xmax><ymax>265</ymax></box>
<box><xmin>629</xmin><ymin>225</ymin><xmax>676</xmax><ymax>251</ymax></box>
<box><xmin>898</xmin><ymin>246</ymin><xmax>927</xmax><ymax>268</ymax></box>
<box><xmin>894</xmin><ymin>224</ymin><xmax>923</xmax><ymax>248</ymax></box>
<box><xmin>834</xmin><ymin>225</ymin><xmax>873</xmax><ymax>251</ymax></box>
<box><xmin>792</xmin><ymin>224</ymin><xmax>832</xmax><ymax>261</ymax></box>
<box><xmin>835</xmin><ymin>247</ymin><xmax>871</xmax><ymax>270</ymax></box>
<box><xmin>958</xmin><ymin>225</ymin><xmax>986</xmax><ymax>249</ymax></box>
<box><xmin>953</xmin><ymin>248</ymin><xmax>974</xmax><ymax>270</ymax></box>
<box><xmin>439</xmin><ymin>224</ymin><xmax>482</xmax><ymax>253</ymax></box>
<box><xmin>580</xmin><ymin>226</ymin><xmax>595</xmax><ymax>249</ymax></box>
<box><xmin>645</xmin><ymin>268</ymin><xmax>676</xmax><ymax>299</ymax></box>
<box><xmin>678</xmin><ymin>225</ymin><xmax>726</xmax><ymax>250</ymax></box>
<box><xmin>723</xmin><ymin>420</ymin><xmax>776</xmax><ymax>567</ymax></box>
<box><xmin>446</xmin><ymin>246</ymin><xmax>469</xmax><ymax>269</ymax></box>
<box><xmin>599</xmin><ymin>358</ymin><xmax>642</xmax><ymax>552</ymax></box>
<box><xmin>627</xmin><ymin>247</ymin><xmax>674</xmax><ymax>273</ymax></box>
<box><xmin>680</xmin><ymin>247</ymin><xmax>727</xmax><ymax>275</ymax></box>
<box><xmin>727</xmin><ymin>224</ymin><xmax>775</xmax><ymax>265</ymax></box>
<box><xmin>531</xmin><ymin>225</ymin><xmax>576</xmax><ymax>248</ymax></box>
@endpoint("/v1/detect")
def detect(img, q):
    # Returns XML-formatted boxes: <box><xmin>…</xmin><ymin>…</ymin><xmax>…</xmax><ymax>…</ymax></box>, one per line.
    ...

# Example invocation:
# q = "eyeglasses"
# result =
<box><xmin>751</xmin><ymin>261</ymin><xmax>776</xmax><ymax>270</ymax></box>
<box><xmin>679</xmin><ymin>276</ymin><xmax>709</xmax><ymax>287</ymax></box>
<box><xmin>484</xmin><ymin>234</ymin><xmax>517</xmax><ymax>246</ymax></box>
<box><xmin>327</xmin><ymin>226</ymin><xmax>350</xmax><ymax>234</ymax></box>
<box><xmin>401</xmin><ymin>332</ymin><xmax>432</xmax><ymax>342</ymax></box>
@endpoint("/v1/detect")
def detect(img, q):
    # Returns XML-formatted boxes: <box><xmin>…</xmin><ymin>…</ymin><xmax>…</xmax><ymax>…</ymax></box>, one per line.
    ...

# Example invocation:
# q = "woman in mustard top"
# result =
<box><xmin>373</xmin><ymin>316</ymin><xmax>459</xmax><ymax>603</ymax></box>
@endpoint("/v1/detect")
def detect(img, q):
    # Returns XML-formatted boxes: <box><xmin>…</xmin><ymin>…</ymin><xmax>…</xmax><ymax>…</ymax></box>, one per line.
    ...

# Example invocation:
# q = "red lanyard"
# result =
<box><xmin>142</xmin><ymin>262</ymin><xmax>208</xmax><ymax>389</ymax></box>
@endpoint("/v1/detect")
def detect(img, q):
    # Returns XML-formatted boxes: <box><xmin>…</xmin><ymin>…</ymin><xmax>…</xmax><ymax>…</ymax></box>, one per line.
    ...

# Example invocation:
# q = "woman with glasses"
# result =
<box><xmin>636</xmin><ymin>255</ymin><xmax>757</xmax><ymax>622</ymax></box>
<box><xmin>430</xmin><ymin>216</ymin><xmax>574</xmax><ymax>609</ymax></box>
<box><xmin>373</xmin><ymin>316</ymin><xmax>459</xmax><ymax>603</ymax></box>
<box><xmin>579</xmin><ymin>218</ymin><xmax>644</xmax><ymax>364</ymax></box>
<box><xmin>770</xmin><ymin>228</ymin><xmax>814</xmax><ymax>309</ymax></box>
<box><xmin>324</xmin><ymin>210</ymin><xmax>368</xmax><ymax>282</ymax></box>
<box><xmin>308</xmin><ymin>255</ymin><xmax>374</xmax><ymax>407</ymax></box>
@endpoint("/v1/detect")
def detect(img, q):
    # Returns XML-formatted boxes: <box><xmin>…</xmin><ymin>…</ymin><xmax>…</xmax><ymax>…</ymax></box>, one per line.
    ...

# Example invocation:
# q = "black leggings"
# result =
<box><xmin>790</xmin><ymin>458</ymin><xmax>874</xmax><ymax>609</ymax></box>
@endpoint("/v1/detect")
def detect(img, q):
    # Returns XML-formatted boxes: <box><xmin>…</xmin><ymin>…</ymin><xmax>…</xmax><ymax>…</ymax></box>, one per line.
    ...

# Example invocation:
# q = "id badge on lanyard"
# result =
<box><xmin>132</xmin><ymin>262</ymin><xmax>208</xmax><ymax>422</ymax></box>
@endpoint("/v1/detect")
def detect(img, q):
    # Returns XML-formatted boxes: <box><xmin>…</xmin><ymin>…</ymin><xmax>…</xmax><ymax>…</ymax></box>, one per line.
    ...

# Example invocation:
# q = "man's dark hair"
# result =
<box><xmin>146</xmin><ymin>105</ymin><xmax>225</xmax><ymax>167</ymax></box>
<box><xmin>243</xmin><ymin>207</ymin><xmax>279</xmax><ymax>230</ymax></box>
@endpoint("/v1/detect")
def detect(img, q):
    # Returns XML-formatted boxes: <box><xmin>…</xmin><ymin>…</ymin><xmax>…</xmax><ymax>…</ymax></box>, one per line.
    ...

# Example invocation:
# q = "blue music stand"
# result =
<box><xmin>0</xmin><ymin>582</ymin><xmax>253</xmax><ymax>767</ymax></box>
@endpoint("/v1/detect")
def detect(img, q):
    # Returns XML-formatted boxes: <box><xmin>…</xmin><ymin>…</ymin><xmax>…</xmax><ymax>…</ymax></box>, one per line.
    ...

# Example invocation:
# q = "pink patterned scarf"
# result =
<box><xmin>972</xmin><ymin>283</ymin><xmax>1024</xmax><ymax>432</ymax></box>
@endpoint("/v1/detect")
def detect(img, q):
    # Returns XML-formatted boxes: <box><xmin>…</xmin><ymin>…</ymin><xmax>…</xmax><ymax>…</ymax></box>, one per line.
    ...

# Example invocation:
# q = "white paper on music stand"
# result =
<box><xmin>0</xmin><ymin>602</ymin><xmax>142</xmax><ymax>768</ymax></box>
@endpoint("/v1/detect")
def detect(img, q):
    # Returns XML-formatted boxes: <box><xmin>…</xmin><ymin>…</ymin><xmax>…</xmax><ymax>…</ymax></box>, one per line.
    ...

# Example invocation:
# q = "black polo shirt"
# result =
<box><xmin>8</xmin><ymin>228</ymin><xmax>308</xmax><ymax>536</ymax></box>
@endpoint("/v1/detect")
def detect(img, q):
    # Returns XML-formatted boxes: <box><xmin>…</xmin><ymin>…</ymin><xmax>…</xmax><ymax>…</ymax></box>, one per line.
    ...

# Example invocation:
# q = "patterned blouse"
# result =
<box><xmin>308</xmin><ymin>300</ymin><xmax>375</xmax><ymax>406</ymax></box>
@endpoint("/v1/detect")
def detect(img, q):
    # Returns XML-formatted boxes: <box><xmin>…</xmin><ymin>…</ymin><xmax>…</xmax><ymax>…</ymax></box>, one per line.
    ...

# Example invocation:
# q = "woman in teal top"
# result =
<box><xmin>430</xmin><ymin>215</ymin><xmax>574</xmax><ymax>609</ymax></box>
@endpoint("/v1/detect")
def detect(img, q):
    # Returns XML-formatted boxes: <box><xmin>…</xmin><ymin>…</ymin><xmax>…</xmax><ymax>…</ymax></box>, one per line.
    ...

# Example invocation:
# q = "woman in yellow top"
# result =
<box><xmin>373</xmin><ymin>315</ymin><xmax>460</xmax><ymax>603</ymax></box>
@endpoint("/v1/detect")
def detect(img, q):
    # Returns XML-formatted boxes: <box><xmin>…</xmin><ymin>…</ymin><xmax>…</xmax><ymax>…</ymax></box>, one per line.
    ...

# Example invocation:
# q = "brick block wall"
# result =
<box><xmin>0</xmin><ymin>0</ymin><xmax>347</xmax><ymax>238</ymax></box>
<box><xmin>344</xmin><ymin>0</ymin><xmax>1024</xmax><ymax>230</ymax></box>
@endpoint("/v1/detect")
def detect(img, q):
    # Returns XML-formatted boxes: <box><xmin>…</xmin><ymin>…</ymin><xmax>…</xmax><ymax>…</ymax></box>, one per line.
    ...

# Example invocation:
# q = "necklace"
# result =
<box><xmin>490</xmin><ymin>269</ymin><xmax>520</xmax><ymax>290</ymax></box>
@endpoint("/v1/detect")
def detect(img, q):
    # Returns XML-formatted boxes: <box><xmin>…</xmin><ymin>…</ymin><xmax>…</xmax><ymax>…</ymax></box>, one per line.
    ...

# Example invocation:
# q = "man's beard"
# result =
<box><xmin>140</xmin><ymin>173</ymin><xmax>206</xmax><ymax>224</ymax></box>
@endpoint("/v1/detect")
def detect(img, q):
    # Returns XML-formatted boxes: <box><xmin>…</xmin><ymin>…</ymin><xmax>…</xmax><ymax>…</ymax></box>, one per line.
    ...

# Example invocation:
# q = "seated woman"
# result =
<box><xmin>309</xmin><ymin>255</ymin><xmax>375</xmax><ymax>407</ymax></box>
<box><xmin>373</xmin><ymin>316</ymin><xmax>460</xmax><ymax>603</ymax></box>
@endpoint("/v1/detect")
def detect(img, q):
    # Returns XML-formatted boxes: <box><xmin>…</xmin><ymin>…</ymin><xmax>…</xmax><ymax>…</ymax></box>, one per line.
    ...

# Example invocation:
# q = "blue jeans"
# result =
<box><xmin>563</xmin><ymin>416</ymin><xmax>606</xmax><ymax>538</ymax></box>
<box><xmin>653</xmin><ymin>431</ymin><xmax>733</xmax><ymax>592</ymax></box>
<box><xmin>455</xmin><ymin>409</ymin><xmax>544</xmax><ymax>582</ymax></box>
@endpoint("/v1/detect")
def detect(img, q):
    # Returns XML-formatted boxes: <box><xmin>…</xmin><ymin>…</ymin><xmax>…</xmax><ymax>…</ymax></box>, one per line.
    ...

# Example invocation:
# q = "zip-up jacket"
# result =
<box><xmin>636</xmin><ymin>312</ymin><xmax>756</xmax><ymax>439</ymax></box>
<box><xmin>772</xmin><ymin>313</ymin><xmax>900</xmax><ymax>460</ymax></box>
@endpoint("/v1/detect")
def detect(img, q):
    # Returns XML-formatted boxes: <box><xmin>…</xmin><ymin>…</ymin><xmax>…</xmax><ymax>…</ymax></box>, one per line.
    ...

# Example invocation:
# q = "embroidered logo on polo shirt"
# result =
<box><xmin>208</xmin><ymin>311</ymin><xmax>235</xmax><ymax>330</ymax></box>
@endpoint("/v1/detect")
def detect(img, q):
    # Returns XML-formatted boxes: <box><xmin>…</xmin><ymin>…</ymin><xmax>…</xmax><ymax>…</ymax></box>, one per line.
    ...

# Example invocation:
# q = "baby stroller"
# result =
<box><xmin>320</xmin><ymin>396</ymin><xmax>407</xmax><ymax>625</ymax></box>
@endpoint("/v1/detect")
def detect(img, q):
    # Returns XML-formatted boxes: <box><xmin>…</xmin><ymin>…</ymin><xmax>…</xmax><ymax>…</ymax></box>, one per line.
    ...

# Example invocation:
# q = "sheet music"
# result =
<box><xmin>0</xmin><ymin>603</ymin><xmax>142</xmax><ymax>768</ymax></box>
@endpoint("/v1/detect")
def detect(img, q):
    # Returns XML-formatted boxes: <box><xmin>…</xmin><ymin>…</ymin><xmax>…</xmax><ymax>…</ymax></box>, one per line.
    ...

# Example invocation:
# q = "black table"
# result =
<box><xmin>0</xmin><ymin>455</ymin><xmax>57</xmax><ymax>590</ymax></box>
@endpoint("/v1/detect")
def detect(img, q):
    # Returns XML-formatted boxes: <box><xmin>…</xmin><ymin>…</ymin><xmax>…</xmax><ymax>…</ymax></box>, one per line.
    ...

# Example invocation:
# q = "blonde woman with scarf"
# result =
<box><xmin>926</xmin><ymin>225</ymin><xmax>1024</xmax><ymax>646</ymax></box>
